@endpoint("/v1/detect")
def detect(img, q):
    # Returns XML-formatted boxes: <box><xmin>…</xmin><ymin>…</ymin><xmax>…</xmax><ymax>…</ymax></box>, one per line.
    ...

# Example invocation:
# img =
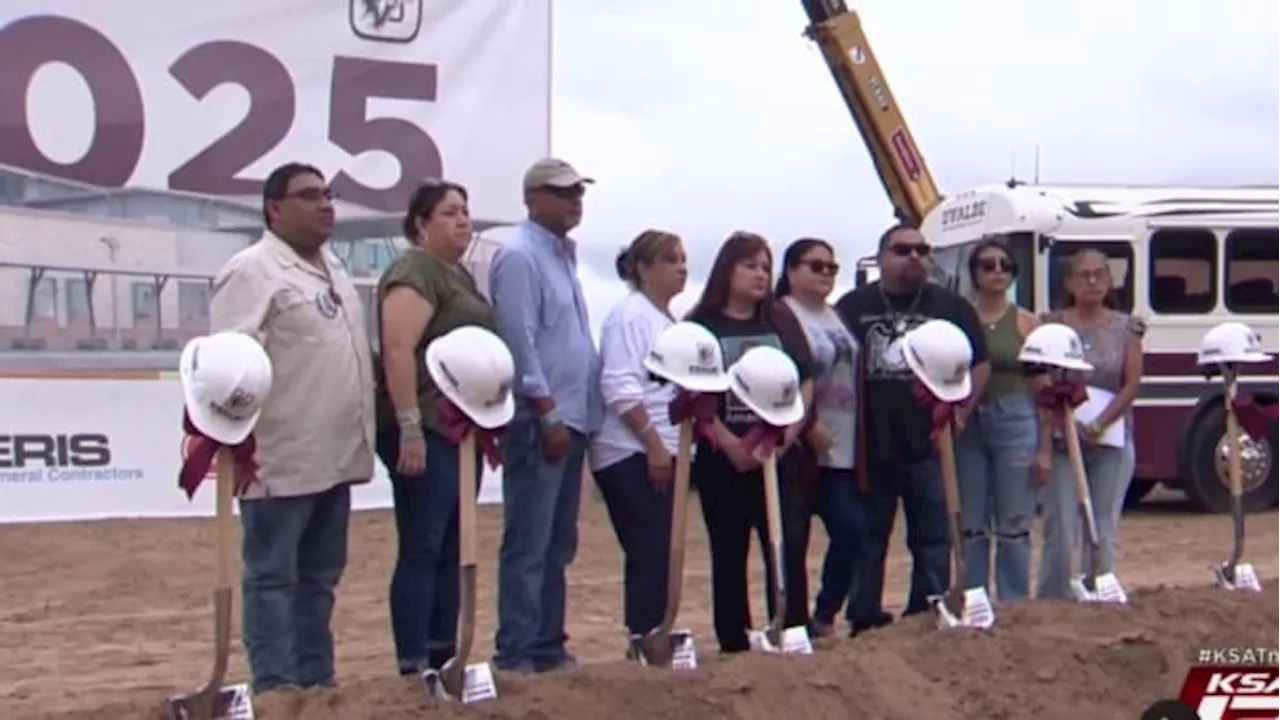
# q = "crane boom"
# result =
<box><xmin>800</xmin><ymin>0</ymin><xmax>943</xmax><ymax>227</ymax></box>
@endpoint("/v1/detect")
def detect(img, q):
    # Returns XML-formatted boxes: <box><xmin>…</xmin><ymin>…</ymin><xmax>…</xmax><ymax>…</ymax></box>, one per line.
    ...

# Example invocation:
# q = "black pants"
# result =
<box><xmin>694</xmin><ymin>451</ymin><xmax>811</xmax><ymax>652</ymax></box>
<box><xmin>594</xmin><ymin>452</ymin><xmax>672</xmax><ymax>636</ymax></box>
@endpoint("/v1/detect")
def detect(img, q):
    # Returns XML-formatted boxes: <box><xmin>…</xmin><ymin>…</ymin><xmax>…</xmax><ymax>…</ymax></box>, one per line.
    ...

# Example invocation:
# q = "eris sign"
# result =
<box><xmin>0</xmin><ymin>0</ymin><xmax>550</xmax><ymax>220</ymax></box>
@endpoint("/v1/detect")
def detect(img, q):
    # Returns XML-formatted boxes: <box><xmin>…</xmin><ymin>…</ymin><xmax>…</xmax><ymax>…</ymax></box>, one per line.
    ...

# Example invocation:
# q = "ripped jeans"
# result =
<box><xmin>954</xmin><ymin>393</ymin><xmax>1040</xmax><ymax>602</ymax></box>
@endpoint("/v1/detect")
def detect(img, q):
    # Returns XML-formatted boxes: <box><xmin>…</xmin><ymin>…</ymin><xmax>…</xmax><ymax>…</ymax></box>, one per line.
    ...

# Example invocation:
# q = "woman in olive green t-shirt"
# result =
<box><xmin>374</xmin><ymin>179</ymin><xmax>497</xmax><ymax>676</ymax></box>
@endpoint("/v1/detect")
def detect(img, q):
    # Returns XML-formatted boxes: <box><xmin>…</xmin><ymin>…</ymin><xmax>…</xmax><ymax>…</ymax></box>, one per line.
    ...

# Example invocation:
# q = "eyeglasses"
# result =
<box><xmin>284</xmin><ymin>187</ymin><xmax>337</xmax><ymax>202</ymax></box>
<box><xmin>887</xmin><ymin>243</ymin><xmax>931</xmax><ymax>258</ymax></box>
<box><xmin>979</xmin><ymin>257</ymin><xmax>1016</xmax><ymax>274</ymax></box>
<box><xmin>800</xmin><ymin>259</ymin><xmax>840</xmax><ymax>276</ymax></box>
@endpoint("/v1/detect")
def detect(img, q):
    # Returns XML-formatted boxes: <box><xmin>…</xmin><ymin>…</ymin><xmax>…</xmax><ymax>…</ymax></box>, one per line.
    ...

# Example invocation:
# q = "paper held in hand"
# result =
<box><xmin>1071</xmin><ymin>387</ymin><xmax>1125</xmax><ymax>448</ymax></box>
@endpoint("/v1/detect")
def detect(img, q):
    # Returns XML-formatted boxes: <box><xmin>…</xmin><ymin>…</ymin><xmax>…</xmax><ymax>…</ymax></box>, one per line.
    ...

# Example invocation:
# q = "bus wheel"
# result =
<box><xmin>1123</xmin><ymin>478</ymin><xmax>1156</xmax><ymax>510</ymax></box>
<box><xmin>1184</xmin><ymin>406</ymin><xmax>1278</xmax><ymax>514</ymax></box>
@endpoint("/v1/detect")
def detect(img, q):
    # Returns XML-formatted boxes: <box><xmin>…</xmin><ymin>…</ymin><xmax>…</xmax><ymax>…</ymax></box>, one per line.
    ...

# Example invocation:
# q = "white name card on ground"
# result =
<box><xmin>747</xmin><ymin>626</ymin><xmax>813</xmax><ymax>655</ymax></box>
<box><xmin>671</xmin><ymin>630</ymin><xmax>698</xmax><ymax>670</ymax></box>
<box><xmin>461</xmin><ymin>663</ymin><xmax>497</xmax><ymax>704</ymax></box>
<box><xmin>165</xmin><ymin>683</ymin><xmax>253</xmax><ymax>720</ymax></box>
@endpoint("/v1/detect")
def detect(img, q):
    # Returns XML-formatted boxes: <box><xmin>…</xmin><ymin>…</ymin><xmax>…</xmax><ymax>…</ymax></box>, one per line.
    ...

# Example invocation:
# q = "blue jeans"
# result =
<box><xmin>848</xmin><ymin>456</ymin><xmax>950</xmax><ymax>622</ymax></box>
<box><xmin>811</xmin><ymin>467</ymin><xmax>867</xmax><ymax>626</ymax></box>
<box><xmin>494</xmin><ymin>414</ymin><xmax>587</xmax><ymax>671</ymax></box>
<box><xmin>1037</xmin><ymin>441</ymin><xmax>1135</xmax><ymax>600</ymax></box>
<box><xmin>376</xmin><ymin>427</ymin><xmax>481</xmax><ymax>673</ymax></box>
<box><xmin>954</xmin><ymin>394</ymin><xmax>1040</xmax><ymax>601</ymax></box>
<box><xmin>594</xmin><ymin>452</ymin><xmax>671</xmax><ymax>636</ymax></box>
<box><xmin>240</xmin><ymin>483</ymin><xmax>351</xmax><ymax>693</ymax></box>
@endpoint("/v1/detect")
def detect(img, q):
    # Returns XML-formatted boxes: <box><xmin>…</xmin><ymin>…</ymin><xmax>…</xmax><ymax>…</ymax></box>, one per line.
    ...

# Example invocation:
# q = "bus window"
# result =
<box><xmin>1148</xmin><ymin>229</ymin><xmax>1217</xmax><ymax>314</ymax></box>
<box><xmin>929</xmin><ymin>232</ymin><xmax>1034</xmax><ymax>308</ymax></box>
<box><xmin>1224</xmin><ymin>228</ymin><xmax>1279</xmax><ymax>314</ymax></box>
<box><xmin>1047</xmin><ymin>241</ymin><xmax>1134</xmax><ymax>312</ymax></box>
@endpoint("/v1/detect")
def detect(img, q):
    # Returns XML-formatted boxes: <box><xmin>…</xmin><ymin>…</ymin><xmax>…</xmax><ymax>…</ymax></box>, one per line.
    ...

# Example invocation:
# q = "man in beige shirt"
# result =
<box><xmin>209</xmin><ymin>162</ymin><xmax>376</xmax><ymax>699</ymax></box>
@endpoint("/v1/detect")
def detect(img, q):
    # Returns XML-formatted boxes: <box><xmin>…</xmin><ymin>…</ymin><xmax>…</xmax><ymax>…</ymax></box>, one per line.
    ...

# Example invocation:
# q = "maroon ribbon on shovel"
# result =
<box><xmin>1231</xmin><ymin>395</ymin><xmax>1279</xmax><ymax>441</ymax></box>
<box><xmin>741</xmin><ymin>421</ymin><xmax>787</xmax><ymax>457</ymax></box>
<box><xmin>668</xmin><ymin>390</ymin><xmax>720</xmax><ymax>447</ymax></box>
<box><xmin>1034</xmin><ymin>379</ymin><xmax>1088</xmax><ymax>430</ymax></box>
<box><xmin>178</xmin><ymin>411</ymin><xmax>258</xmax><ymax>500</ymax></box>
<box><xmin>910</xmin><ymin>379</ymin><xmax>970</xmax><ymax>439</ymax></box>
<box><xmin>436</xmin><ymin>398</ymin><xmax>505</xmax><ymax>469</ymax></box>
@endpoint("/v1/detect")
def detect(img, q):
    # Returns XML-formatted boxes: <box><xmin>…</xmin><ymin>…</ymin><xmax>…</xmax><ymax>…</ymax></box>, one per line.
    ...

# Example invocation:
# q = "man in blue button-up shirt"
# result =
<box><xmin>489</xmin><ymin>158</ymin><xmax>603</xmax><ymax>673</ymax></box>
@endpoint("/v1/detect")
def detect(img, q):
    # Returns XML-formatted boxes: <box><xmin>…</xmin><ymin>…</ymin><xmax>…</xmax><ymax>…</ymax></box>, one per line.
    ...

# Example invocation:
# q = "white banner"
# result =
<box><xmin>0</xmin><ymin>378</ymin><xmax>503</xmax><ymax>524</ymax></box>
<box><xmin>0</xmin><ymin>0</ymin><xmax>551</xmax><ymax>222</ymax></box>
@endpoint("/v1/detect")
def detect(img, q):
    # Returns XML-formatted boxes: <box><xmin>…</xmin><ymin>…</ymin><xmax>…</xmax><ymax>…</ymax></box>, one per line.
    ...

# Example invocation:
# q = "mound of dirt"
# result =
<box><xmin>71</xmin><ymin>582</ymin><xmax>1280</xmax><ymax>720</ymax></box>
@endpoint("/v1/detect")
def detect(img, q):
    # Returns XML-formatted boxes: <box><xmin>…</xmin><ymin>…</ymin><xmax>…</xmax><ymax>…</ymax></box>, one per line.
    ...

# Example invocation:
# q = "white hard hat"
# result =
<box><xmin>643</xmin><ymin>321</ymin><xmax>731</xmax><ymax>393</ymax></box>
<box><xmin>727</xmin><ymin>345</ymin><xmax>805</xmax><ymax>427</ymax></box>
<box><xmin>1018</xmin><ymin>322</ymin><xmax>1093</xmax><ymax>372</ymax></box>
<box><xmin>1198</xmin><ymin>321</ymin><xmax>1273</xmax><ymax>366</ymax></box>
<box><xmin>425</xmin><ymin>325</ymin><xmax>516</xmax><ymax>429</ymax></box>
<box><xmin>902</xmin><ymin>319</ymin><xmax>973</xmax><ymax>403</ymax></box>
<box><xmin>179</xmin><ymin>332</ymin><xmax>273</xmax><ymax>445</ymax></box>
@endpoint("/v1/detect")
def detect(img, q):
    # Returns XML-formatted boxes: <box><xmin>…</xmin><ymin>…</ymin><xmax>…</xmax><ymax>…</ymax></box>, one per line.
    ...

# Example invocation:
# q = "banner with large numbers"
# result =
<box><xmin>0</xmin><ymin>377</ymin><xmax>504</xmax><ymax>524</ymax></box>
<box><xmin>0</xmin><ymin>0</ymin><xmax>551</xmax><ymax>222</ymax></box>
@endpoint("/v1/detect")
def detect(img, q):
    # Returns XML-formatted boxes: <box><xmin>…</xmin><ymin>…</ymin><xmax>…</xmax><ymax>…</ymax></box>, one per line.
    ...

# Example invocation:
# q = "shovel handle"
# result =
<box><xmin>213</xmin><ymin>448</ymin><xmax>235</xmax><ymax>589</ymax></box>
<box><xmin>933</xmin><ymin>423</ymin><xmax>966</xmax><ymax>586</ymax></box>
<box><xmin>1223</xmin><ymin>377</ymin><xmax>1244</xmax><ymax>500</ymax></box>
<box><xmin>458</xmin><ymin>433</ymin><xmax>477</xmax><ymax>564</ymax></box>
<box><xmin>659</xmin><ymin>421</ymin><xmax>694</xmax><ymax>631</ymax></box>
<box><xmin>1061</xmin><ymin>408</ymin><xmax>1101</xmax><ymax>546</ymax></box>
<box><xmin>761</xmin><ymin>451</ymin><xmax>787</xmax><ymax>630</ymax></box>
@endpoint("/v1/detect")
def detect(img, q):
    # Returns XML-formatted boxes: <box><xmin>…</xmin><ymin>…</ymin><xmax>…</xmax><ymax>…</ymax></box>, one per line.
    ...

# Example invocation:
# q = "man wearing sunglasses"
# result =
<box><xmin>833</xmin><ymin>223</ymin><xmax>990</xmax><ymax>636</ymax></box>
<box><xmin>490</xmin><ymin>158</ymin><xmax>603</xmax><ymax>673</ymax></box>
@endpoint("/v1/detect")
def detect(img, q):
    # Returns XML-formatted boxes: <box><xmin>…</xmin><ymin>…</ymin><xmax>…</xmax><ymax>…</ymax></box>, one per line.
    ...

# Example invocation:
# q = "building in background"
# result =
<box><xmin>0</xmin><ymin>163</ymin><xmax>509</xmax><ymax>368</ymax></box>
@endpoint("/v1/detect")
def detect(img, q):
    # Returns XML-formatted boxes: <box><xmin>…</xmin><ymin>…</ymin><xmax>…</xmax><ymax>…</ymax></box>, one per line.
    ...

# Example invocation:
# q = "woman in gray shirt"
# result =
<box><xmin>1037</xmin><ymin>248</ymin><xmax>1145</xmax><ymax>600</ymax></box>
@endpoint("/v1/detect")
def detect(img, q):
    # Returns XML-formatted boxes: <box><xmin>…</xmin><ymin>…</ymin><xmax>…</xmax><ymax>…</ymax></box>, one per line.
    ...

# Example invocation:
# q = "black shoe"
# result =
<box><xmin>849</xmin><ymin>611</ymin><xmax>894</xmax><ymax>638</ymax></box>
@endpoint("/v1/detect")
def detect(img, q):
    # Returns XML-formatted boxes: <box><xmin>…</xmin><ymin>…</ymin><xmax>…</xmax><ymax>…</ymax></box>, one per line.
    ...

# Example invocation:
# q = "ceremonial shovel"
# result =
<box><xmin>929</xmin><ymin>422</ymin><xmax>996</xmax><ymax>630</ymax></box>
<box><xmin>634</xmin><ymin>420</ymin><xmax>697</xmax><ymax>667</ymax></box>
<box><xmin>167</xmin><ymin>449</ymin><xmax>241</xmax><ymax>720</ymax></box>
<box><xmin>1062</xmin><ymin>410</ymin><xmax>1127</xmax><ymax>604</ymax></box>
<box><xmin>423</xmin><ymin>432</ymin><xmax>497</xmax><ymax>702</ymax></box>
<box><xmin>1212</xmin><ymin>368</ymin><xmax>1262</xmax><ymax>592</ymax></box>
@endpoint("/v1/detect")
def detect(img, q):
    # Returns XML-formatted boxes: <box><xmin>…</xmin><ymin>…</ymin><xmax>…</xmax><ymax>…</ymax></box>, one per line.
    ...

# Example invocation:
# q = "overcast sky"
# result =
<box><xmin>488</xmin><ymin>0</ymin><xmax>1279</xmax><ymax>325</ymax></box>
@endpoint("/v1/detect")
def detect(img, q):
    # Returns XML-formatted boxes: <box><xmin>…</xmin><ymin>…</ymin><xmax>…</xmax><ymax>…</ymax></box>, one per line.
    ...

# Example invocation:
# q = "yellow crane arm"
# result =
<box><xmin>801</xmin><ymin>0</ymin><xmax>943</xmax><ymax>227</ymax></box>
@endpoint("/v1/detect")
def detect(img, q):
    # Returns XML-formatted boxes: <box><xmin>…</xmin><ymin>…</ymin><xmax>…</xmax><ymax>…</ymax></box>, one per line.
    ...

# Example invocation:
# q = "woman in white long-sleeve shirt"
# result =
<box><xmin>591</xmin><ymin>229</ymin><xmax>689</xmax><ymax>644</ymax></box>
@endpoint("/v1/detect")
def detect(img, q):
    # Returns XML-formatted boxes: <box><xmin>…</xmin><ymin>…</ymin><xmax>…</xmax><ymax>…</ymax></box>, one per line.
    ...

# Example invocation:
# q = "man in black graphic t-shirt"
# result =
<box><xmin>834</xmin><ymin>224</ymin><xmax>989</xmax><ymax>635</ymax></box>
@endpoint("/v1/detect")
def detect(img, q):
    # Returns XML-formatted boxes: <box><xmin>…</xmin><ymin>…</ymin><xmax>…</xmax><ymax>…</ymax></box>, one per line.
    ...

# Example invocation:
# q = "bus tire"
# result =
<box><xmin>1183</xmin><ymin>404</ymin><xmax>1278</xmax><ymax>514</ymax></box>
<box><xmin>1123</xmin><ymin>478</ymin><xmax>1156</xmax><ymax>510</ymax></box>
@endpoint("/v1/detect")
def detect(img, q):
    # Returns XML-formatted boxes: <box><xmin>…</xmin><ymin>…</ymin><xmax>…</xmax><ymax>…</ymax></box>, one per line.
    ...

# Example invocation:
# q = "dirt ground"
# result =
<box><xmin>1</xmin><ymin>486</ymin><xmax>1277</xmax><ymax>720</ymax></box>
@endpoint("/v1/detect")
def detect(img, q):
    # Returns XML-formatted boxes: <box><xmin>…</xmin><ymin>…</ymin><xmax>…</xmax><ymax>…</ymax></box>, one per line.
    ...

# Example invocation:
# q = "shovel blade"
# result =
<box><xmin>1093</xmin><ymin>573</ymin><xmax>1128</xmax><ymax>603</ymax></box>
<box><xmin>632</xmin><ymin>630</ymin><xmax>697</xmax><ymax>669</ymax></box>
<box><xmin>1214</xmin><ymin>562</ymin><xmax>1263</xmax><ymax>592</ymax></box>
<box><xmin>165</xmin><ymin>684</ymin><xmax>251</xmax><ymax>720</ymax></box>
<box><xmin>929</xmin><ymin>587</ymin><xmax>995</xmax><ymax>631</ymax></box>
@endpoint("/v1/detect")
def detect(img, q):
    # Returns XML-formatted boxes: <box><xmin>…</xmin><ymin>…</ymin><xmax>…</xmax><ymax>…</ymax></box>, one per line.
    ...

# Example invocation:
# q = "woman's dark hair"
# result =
<box><xmin>615</xmin><ymin>229</ymin><xmax>682</xmax><ymax>289</ymax></box>
<box><xmin>775</xmin><ymin>238</ymin><xmax>835</xmax><ymax>297</ymax></box>
<box><xmin>1058</xmin><ymin>247</ymin><xmax>1118</xmax><ymax>310</ymax></box>
<box><xmin>966</xmin><ymin>237</ymin><xmax>1018</xmax><ymax>288</ymax></box>
<box><xmin>402</xmin><ymin>179</ymin><xmax>468</xmax><ymax>241</ymax></box>
<box><xmin>686</xmin><ymin>231</ymin><xmax>773</xmax><ymax>323</ymax></box>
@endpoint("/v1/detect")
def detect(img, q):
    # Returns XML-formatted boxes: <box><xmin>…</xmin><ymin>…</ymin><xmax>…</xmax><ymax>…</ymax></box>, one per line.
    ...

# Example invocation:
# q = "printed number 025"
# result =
<box><xmin>0</xmin><ymin>15</ymin><xmax>443</xmax><ymax>213</ymax></box>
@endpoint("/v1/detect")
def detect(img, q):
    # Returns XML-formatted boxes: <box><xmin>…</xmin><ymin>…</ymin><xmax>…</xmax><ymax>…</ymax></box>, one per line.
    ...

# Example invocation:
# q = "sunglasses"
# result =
<box><xmin>887</xmin><ymin>243</ymin><xmax>931</xmax><ymax>258</ymax></box>
<box><xmin>538</xmin><ymin>184</ymin><xmax>586</xmax><ymax>200</ymax></box>
<box><xmin>979</xmin><ymin>257</ymin><xmax>1017</xmax><ymax>274</ymax></box>
<box><xmin>799</xmin><ymin>259</ymin><xmax>840</xmax><ymax>276</ymax></box>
